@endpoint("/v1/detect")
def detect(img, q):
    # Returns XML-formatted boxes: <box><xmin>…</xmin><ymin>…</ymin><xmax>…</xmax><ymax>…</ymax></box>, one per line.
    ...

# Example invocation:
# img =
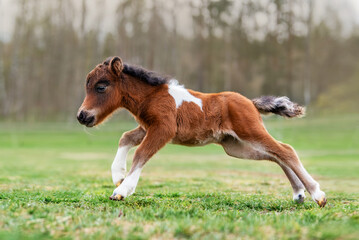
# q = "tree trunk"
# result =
<box><xmin>304</xmin><ymin>0</ymin><xmax>313</xmax><ymax>105</ymax></box>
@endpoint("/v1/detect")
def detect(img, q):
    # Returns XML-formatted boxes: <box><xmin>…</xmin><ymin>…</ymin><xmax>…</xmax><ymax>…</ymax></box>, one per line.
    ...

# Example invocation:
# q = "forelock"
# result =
<box><xmin>86</xmin><ymin>65</ymin><xmax>109</xmax><ymax>86</ymax></box>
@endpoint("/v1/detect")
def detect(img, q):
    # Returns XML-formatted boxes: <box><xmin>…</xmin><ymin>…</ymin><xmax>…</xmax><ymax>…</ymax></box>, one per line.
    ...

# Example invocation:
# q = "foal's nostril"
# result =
<box><xmin>77</xmin><ymin>111</ymin><xmax>87</xmax><ymax>123</ymax></box>
<box><xmin>86</xmin><ymin>116</ymin><xmax>95</xmax><ymax>126</ymax></box>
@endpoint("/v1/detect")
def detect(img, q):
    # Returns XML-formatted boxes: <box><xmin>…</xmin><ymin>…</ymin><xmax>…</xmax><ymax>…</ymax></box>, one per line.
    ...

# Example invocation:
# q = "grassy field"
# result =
<box><xmin>0</xmin><ymin>115</ymin><xmax>359</xmax><ymax>239</ymax></box>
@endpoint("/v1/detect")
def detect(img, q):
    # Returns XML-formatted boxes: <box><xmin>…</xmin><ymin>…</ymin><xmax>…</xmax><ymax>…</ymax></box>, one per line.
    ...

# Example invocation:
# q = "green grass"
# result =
<box><xmin>0</xmin><ymin>115</ymin><xmax>359</xmax><ymax>239</ymax></box>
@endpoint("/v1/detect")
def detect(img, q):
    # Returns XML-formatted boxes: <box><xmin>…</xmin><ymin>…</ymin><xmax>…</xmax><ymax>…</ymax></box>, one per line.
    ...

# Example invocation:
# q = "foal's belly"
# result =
<box><xmin>171</xmin><ymin>128</ymin><xmax>225</xmax><ymax>146</ymax></box>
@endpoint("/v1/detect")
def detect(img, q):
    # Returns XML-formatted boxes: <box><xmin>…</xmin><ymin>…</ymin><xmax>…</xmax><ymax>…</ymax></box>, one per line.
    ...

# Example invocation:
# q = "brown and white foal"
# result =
<box><xmin>77</xmin><ymin>56</ymin><xmax>327</xmax><ymax>207</ymax></box>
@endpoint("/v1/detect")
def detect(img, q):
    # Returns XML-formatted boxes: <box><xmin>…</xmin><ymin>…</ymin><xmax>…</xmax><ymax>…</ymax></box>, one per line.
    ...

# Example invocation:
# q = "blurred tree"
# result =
<box><xmin>0</xmin><ymin>0</ymin><xmax>358</xmax><ymax>120</ymax></box>
<box><xmin>315</xmin><ymin>66</ymin><xmax>359</xmax><ymax>114</ymax></box>
<box><xmin>304</xmin><ymin>0</ymin><xmax>314</xmax><ymax>106</ymax></box>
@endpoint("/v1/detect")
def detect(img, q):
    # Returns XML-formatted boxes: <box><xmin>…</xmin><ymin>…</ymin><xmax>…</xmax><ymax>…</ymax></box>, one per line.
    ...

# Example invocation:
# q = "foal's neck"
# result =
<box><xmin>119</xmin><ymin>74</ymin><xmax>162</xmax><ymax>117</ymax></box>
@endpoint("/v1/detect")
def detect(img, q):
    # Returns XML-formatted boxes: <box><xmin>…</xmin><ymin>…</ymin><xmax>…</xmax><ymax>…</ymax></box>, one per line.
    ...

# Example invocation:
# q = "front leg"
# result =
<box><xmin>111</xmin><ymin>126</ymin><xmax>146</xmax><ymax>187</ymax></box>
<box><xmin>110</xmin><ymin>125</ymin><xmax>175</xmax><ymax>200</ymax></box>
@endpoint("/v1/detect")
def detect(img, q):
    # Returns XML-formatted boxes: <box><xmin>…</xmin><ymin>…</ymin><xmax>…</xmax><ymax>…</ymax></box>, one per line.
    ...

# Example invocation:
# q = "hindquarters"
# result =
<box><xmin>221</xmin><ymin>95</ymin><xmax>326</xmax><ymax>207</ymax></box>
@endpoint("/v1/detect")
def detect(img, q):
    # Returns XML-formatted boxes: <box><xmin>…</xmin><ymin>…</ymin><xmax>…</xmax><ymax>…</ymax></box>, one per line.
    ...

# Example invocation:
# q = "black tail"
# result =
<box><xmin>252</xmin><ymin>96</ymin><xmax>305</xmax><ymax>118</ymax></box>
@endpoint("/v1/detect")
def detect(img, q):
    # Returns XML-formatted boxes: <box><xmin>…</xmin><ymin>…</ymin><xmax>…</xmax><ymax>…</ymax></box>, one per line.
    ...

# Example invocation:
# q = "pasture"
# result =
<box><xmin>0</xmin><ymin>115</ymin><xmax>359</xmax><ymax>239</ymax></box>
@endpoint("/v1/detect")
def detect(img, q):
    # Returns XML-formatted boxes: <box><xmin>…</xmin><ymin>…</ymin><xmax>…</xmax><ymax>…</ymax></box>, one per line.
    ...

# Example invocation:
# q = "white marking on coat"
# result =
<box><xmin>113</xmin><ymin>166</ymin><xmax>143</xmax><ymax>198</ymax></box>
<box><xmin>293</xmin><ymin>160</ymin><xmax>325</xmax><ymax>202</ymax></box>
<box><xmin>310</xmin><ymin>182</ymin><xmax>325</xmax><ymax>201</ymax></box>
<box><xmin>168</xmin><ymin>79</ymin><xmax>202</xmax><ymax>110</ymax></box>
<box><xmin>111</xmin><ymin>146</ymin><xmax>131</xmax><ymax>185</ymax></box>
<box><xmin>279</xmin><ymin>164</ymin><xmax>305</xmax><ymax>200</ymax></box>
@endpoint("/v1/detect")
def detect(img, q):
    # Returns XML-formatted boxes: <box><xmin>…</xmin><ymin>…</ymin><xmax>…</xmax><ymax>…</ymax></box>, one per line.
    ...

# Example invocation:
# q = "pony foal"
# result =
<box><xmin>77</xmin><ymin>56</ymin><xmax>327</xmax><ymax>207</ymax></box>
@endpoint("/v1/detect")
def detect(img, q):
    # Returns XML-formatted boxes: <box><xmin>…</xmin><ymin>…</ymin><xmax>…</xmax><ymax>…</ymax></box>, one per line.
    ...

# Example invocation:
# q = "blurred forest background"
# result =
<box><xmin>0</xmin><ymin>0</ymin><xmax>359</xmax><ymax>121</ymax></box>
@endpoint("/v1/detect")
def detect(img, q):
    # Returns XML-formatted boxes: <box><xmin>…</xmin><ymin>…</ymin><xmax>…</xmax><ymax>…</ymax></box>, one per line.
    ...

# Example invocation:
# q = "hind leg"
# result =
<box><xmin>269</xmin><ymin>143</ymin><xmax>326</xmax><ymax>207</ymax></box>
<box><xmin>228</xmin><ymin>132</ymin><xmax>326</xmax><ymax>207</ymax></box>
<box><xmin>279</xmin><ymin>163</ymin><xmax>305</xmax><ymax>203</ymax></box>
<box><xmin>222</xmin><ymin>137</ymin><xmax>305</xmax><ymax>203</ymax></box>
<box><xmin>225</xmin><ymin>99</ymin><xmax>325</xmax><ymax>206</ymax></box>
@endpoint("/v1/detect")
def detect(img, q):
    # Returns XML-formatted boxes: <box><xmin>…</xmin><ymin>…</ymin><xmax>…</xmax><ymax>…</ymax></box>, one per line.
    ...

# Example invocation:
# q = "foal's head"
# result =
<box><xmin>77</xmin><ymin>57</ymin><xmax>124</xmax><ymax>127</ymax></box>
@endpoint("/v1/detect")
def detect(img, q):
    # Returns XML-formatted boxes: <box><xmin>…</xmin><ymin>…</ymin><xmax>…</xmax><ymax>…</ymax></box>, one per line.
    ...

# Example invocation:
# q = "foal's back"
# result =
<box><xmin>170</xmin><ymin>86</ymin><xmax>262</xmax><ymax>146</ymax></box>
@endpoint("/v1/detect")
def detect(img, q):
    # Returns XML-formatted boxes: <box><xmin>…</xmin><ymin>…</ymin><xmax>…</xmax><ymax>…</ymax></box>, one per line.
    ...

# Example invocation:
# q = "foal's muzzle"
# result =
<box><xmin>77</xmin><ymin>110</ymin><xmax>95</xmax><ymax>127</ymax></box>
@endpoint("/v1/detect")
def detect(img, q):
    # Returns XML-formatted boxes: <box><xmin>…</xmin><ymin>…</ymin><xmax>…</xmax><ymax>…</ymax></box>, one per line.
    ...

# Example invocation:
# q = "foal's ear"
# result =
<box><xmin>109</xmin><ymin>56</ymin><xmax>124</xmax><ymax>76</ymax></box>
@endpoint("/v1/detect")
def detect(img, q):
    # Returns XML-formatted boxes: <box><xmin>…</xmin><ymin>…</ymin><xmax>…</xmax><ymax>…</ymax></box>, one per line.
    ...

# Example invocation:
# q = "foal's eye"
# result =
<box><xmin>96</xmin><ymin>85</ymin><xmax>107</xmax><ymax>93</ymax></box>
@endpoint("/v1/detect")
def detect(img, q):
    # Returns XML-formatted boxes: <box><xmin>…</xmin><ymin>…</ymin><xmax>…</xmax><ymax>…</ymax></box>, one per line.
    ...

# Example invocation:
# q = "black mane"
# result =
<box><xmin>103</xmin><ymin>57</ymin><xmax>170</xmax><ymax>86</ymax></box>
<box><xmin>122</xmin><ymin>64</ymin><xmax>170</xmax><ymax>86</ymax></box>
